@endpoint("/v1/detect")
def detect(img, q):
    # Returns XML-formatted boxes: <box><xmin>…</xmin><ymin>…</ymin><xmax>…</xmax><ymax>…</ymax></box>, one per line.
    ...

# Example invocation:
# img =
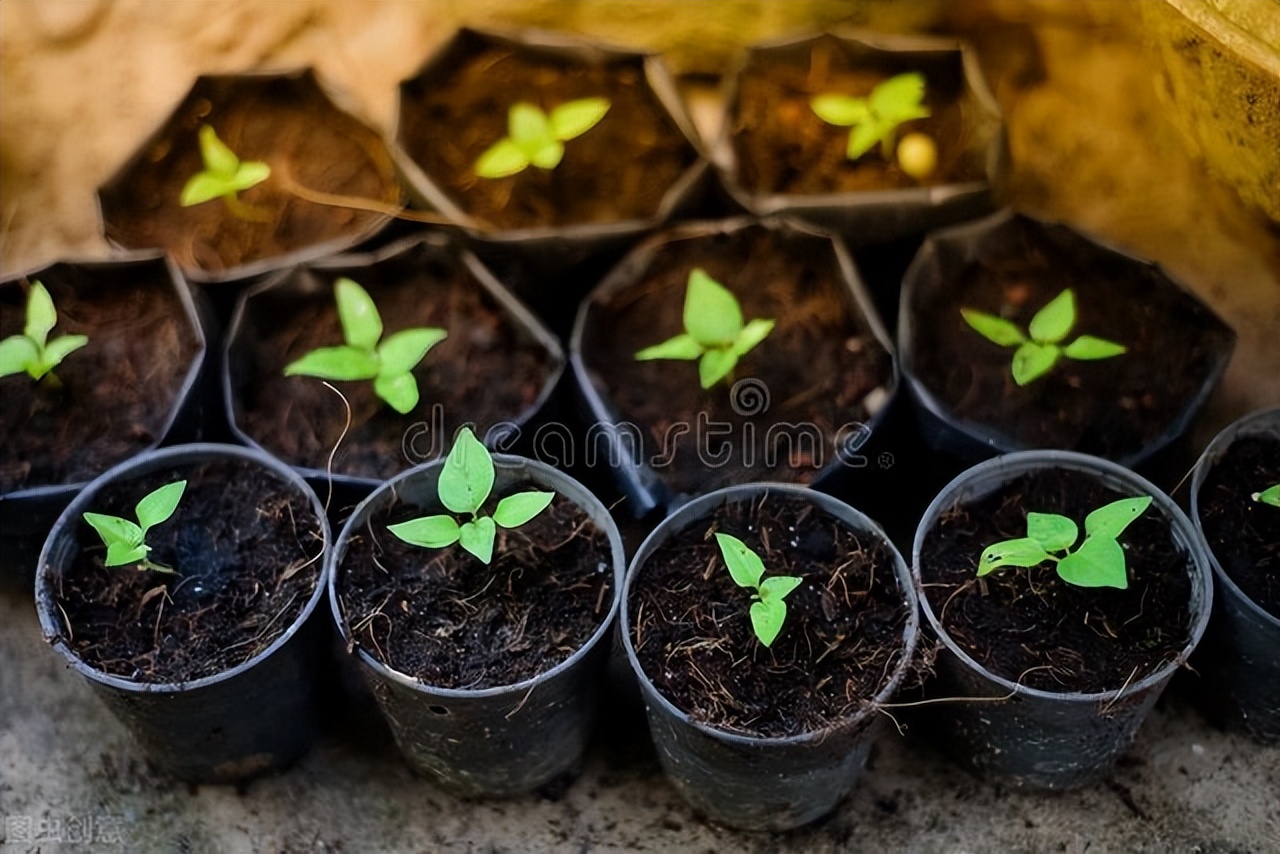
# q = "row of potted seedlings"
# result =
<box><xmin>1</xmin><ymin>23</ymin><xmax>1271</xmax><ymax>835</ymax></box>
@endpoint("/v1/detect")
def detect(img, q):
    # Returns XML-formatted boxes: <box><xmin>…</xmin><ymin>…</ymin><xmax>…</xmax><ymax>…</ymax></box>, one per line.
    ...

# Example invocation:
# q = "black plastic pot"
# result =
<box><xmin>1189</xmin><ymin>407</ymin><xmax>1280</xmax><ymax>743</ymax></box>
<box><xmin>714</xmin><ymin>30</ymin><xmax>1007</xmax><ymax>247</ymax></box>
<box><xmin>1</xmin><ymin>253</ymin><xmax>210</xmax><ymax>590</ymax></box>
<box><xmin>571</xmin><ymin>216</ymin><xmax>898</xmax><ymax>519</ymax></box>
<box><xmin>34</xmin><ymin>443</ymin><xmax>332</xmax><ymax>783</ymax></box>
<box><xmin>898</xmin><ymin>210</ymin><xmax>1236</xmax><ymax>484</ymax></box>
<box><xmin>393</xmin><ymin>27</ymin><xmax>713</xmax><ymax>337</ymax></box>
<box><xmin>223</xmin><ymin>232</ymin><xmax>565</xmax><ymax>523</ymax></box>
<box><xmin>911</xmin><ymin>450</ymin><xmax>1214</xmax><ymax>789</ymax></box>
<box><xmin>621</xmin><ymin>483</ymin><xmax>919</xmax><ymax>831</ymax></box>
<box><xmin>329</xmin><ymin>453</ymin><xmax>625</xmax><ymax>798</ymax></box>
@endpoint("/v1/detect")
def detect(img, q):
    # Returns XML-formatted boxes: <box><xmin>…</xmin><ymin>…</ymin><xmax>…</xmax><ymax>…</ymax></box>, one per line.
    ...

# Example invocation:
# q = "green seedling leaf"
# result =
<box><xmin>493</xmin><ymin>491</ymin><xmax>555</xmax><ymax>529</ymax></box>
<box><xmin>846</xmin><ymin>119</ymin><xmax>885</xmax><ymax>161</ymax></box>
<box><xmin>1026</xmin><ymin>512</ymin><xmax>1078</xmax><ymax>553</ymax></box>
<box><xmin>476</xmin><ymin>98</ymin><xmax>610</xmax><ymax>178</ymax></box>
<box><xmin>868</xmin><ymin>72</ymin><xmax>930</xmax><ymax>123</ymax></box>
<box><xmin>977</xmin><ymin>537</ymin><xmax>1049</xmax><ymax>576</ymax></box>
<box><xmin>1012</xmin><ymin>341</ymin><xmax>1061</xmax><ymax>386</ymax></box>
<box><xmin>961</xmin><ymin>309</ymin><xmax>1027</xmax><ymax>347</ymax></box>
<box><xmin>1063</xmin><ymin>335</ymin><xmax>1127</xmax><ymax>360</ymax></box>
<box><xmin>749</xmin><ymin>598</ymin><xmax>787</xmax><ymax>648</ymax></box>
<box><xmin>809</xmin><ymin>94</ymin><xmax>869</xmax><ymax>126</ymax></box>
<box><xmin>284</xmin><ymin>346</ymin><xmax>381</xmax><ymax>381</ymax></box>
<box><xmin>1</xmin><ymin>282</ymin><xmax>89</xmax><ymax>383</ymax></box>
<box><xmin>758</xmin><ymin>575</ymin><xmax>803</xmax><ymax>602</ymax></box>
<box><xmin>42</xmin><ymin>335</ymin><xmax>89</xmax><ymax>367</ymax></box>
<box><xmin>1253</xmin><ymin>484</ymin><xmax>1280</xmax><ymax>507</ymax></box>
<box><xmin>0</xmin><ymin>336</ymin><xmax>38</xmax><ymax>378</ymax></box>
<box><xmin>1084</xmin><ymin>496</ymin><xmax>1153</xmax><ymax>539</ymax></box>
<box><xmin>1028</xmin><ymin>289</ymin><xmax>1076</xmax><ymax>344</ymax></box>
<box><xmin>1056</xmin><ymin>535</ymin><xmax>1128</xmax><ymax>589</ymax></box>
<box><xmin>684</xmin><ymin>269</ymin><xmax>743</xmax><ymax>347</ymax></box>
<box><xmin>475</xmin><ymin>139</ymin><xmax>531</xmax><ymax>179</ymax></box>
<box><xmin>549</xmin><ymin>98</ymin><xmax>611</xmax><ymax>140</ymax></box>
<box><xmin>813</xmin><ymin>72</ymin><xmax>929</xmax><ymax>162</ymax></box>
<box><xmin>510</xmin><ymin>102</ymin><xmax>551</xmax><ymax>150</ymax></box>
<box><xmin>715</xmin><ymin>533</ymin><xmax>766</xmax><ymax>590</ymax></box>
<box><xmin>715</xmin><ymin>533</ymin><xmax>802</xmax><ymax>647</ymax></box>
<box><xmin>107</xmin><ymin>541</ymin><xmax>150</xmax><ymax>567</ymax></box>
<box><xmin>135</xmin><ymin>480</ymin><xmax>186</xmax><ymax>533</ymax></box>
<box><xmin>374</xmin><ymin>372</ymin><xmax>419</xmax><ymax>414</ymax></box>
<box><xmin>336</xmin><ymin>278</ymin><xmax>382</xmax><ymax>351</ymax></box>
<box><xmin>733</xmin><ymin>318</ymin><xmax>776</xmax><ymax>357</ymax></box>
<box><xmin>83</xmin><ymin>513</ymin><xmax>143</xmax><ymax>550</ymax></box>
<box><xmin>698</xmin><ymin>348</ymin><xmax>739</xmax><ymax>390</ymax></box>
<box><xmin>200</xmin><ymin>123</ymin><xmax>240</xmax><ymax>176</ymax></box>
<box><xmin>181</xmin><ymin>125</ymin><xmax>270</xmax><ymax>208</ymax></box>
<box><xmin>83</xmin><ymin>480</ymin><xmax>185</xmax><ymax>573</ymax></box>
<box><xmin>634</xmin><ymin>333</ymin><xmax>703</xmax><ymax>362</ymax></box>
<box><xmin>459</xmin><ymin>517</ymin><xmax>496</xmax><ymax>564</ymax></box>
<box><xmin>388</xmin><ymin>515</ymin><xmax>461</xmax><ymax>549</ymax></box>
<box><xmin>529</xmin><ymin>139</ymin><xmax>565</xmax><ymax>170</ymax></box>
<box><xmin>24</xmin><ymin>282</ymin><xmax>57</xmax><ymax>346</ymax></box>
<box><xmin>437</xmin><ymin>427</ymin><xmax>494</xmax><ymax>516</ymax></box>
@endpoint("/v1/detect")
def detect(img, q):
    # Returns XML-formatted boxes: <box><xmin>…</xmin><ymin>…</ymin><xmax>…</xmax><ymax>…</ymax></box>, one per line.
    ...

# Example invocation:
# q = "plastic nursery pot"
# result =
<box><xmin>329</xmin><ymin>454</ymin><xmax>624</xmax><ymax>798</ymax></box>
<box><xmin>912</xmin><ymin>450</ymin><xmax>1214</xmax><ymax>789</ymax></box>
<box><xmin>394</xmin><ymin>27</ymin><xmax>712</xmax><ymax>336</ymax></box>
<box><xmin>35</xmin><ymin>443</ymin><xmax>331</xmax><ymax>784</ymax></box>
<box><xmin>571</xmin><ymin>216</ymin><xmax>897</xmax><ymax>518</ymax></box>
<box><xmin>98</xmin><ymin>69</ymin><xmax>400</xmax><ymax>288</ymax></box>
<box><xmin>714</xmin><ymin>30</ymin><xmax>1007</xmax><ymax>247</ymax></box>
<box><xmin>1</xmin><ymin>253</ymin><xmax>208</xmax><ymax>590</ymax></box>
<box><xmin>621</xmin><ymin>483</ymin><xmax>919</xmax><ymax>831</ymax></box>
<box><xmin>899</xmin><ymin>209</ymin><xmax>1236</xmax><ymax>480</ymax></box>
<box><xmin>1189</xmin><ymin>407</ymin><xmax>1280</xmax><ymax>743</ymax></box>
<box><xmin>224</xmin><ymin>232</ymin><xmax>564</xmax><ymax>517</ymax></box>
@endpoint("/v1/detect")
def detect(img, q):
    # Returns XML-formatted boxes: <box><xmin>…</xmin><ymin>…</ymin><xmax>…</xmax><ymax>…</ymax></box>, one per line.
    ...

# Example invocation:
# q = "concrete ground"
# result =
<box><xmin>2</xmin><ymin>2</ymin><xmax>1278</xmax><ymax>853</ymax></box>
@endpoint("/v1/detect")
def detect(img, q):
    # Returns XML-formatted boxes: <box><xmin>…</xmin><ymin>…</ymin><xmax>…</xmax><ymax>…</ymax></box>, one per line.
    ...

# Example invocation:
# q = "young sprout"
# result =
<box><xmin>83</xmin><ymin>480</ymin><xmax>187</xmax><ymax>574</ymax></box>
<box><xmin>811</xmin><ymin>72</ymin><xmax>930</xmax><ymax>162</ymax></box>
<box><xmin>388</xmin><ymin>427</ymin><xmax>555</xmax><ymax>565</ymax></box>
<box><xmin>714</xmin><ymin>533</ymin><xmax>803</xmax><ymax>647</ymax></box>
<box><xmin>474</xmin><ymin>98</ymin><xmax>611</xmax><ymax>179</ymax></box>
<box><xmin>180</xmin><ymin>125</ymin><xmax>271</xmax><ymax>220</ymax></box>
<box><xmin>284</xmin><ymin>277</ymin><xmax>447</xmax><ymax>414</ymax></box>
<box><xmin>0</xmin><ymin>281</ymin><xmax>88</xmax><ymax>385</ymax></box>
<box><xmin>634</xmin><ymin>268</ymin><xmax>775</xmax><ymax>389</ymax></box>
<box><xmin>962</xmin><ymin>288</ymin><xmax>1126</xmax><ymax>386</ymax></box>
<box><xmin>977</xmin><ymin>495</ymin><xmax>1152</xmax><ymax>590</ymax></box>
<box><xmin>1252</xmin><ymin>484</ymin><xmax>1280</xmax><ymax>508</ymax></box>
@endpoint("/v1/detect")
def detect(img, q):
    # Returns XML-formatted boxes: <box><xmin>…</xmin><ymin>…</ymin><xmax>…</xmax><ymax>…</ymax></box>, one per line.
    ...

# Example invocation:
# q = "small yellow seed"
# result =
<box><xmin>897</xmin><ymin>132</ymin><xmax>937</xmax><ymax>180</ymax></box>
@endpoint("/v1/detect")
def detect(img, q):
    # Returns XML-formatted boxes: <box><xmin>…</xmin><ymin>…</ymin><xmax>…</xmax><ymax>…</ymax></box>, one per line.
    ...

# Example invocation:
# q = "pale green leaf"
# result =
<box><xmin>634</xmin><ymin>333</ymin><xmax>704</xmax><ymax>362</ymax></box>
<box><xmin>549</xmin><ymin>97</ymin><xmax>610</xmax><ymax>140</ymax></box>
<box><xmin>0</xmin><ymin>335</ymin><xmax>38</xmax><ymax>378</ymax></box>
<box><xmin>977</xmin><ymin>536</ymin><xmax>1049</xmax><ymax>576</ymax></box>
<box><xmin>41</xmin><ymin>334</ymin><xmax>89</xmax><ymax>368</ymax></box>
<box><xmin>135</xmin><ymin>480</ymin><xmax>186</xmax><ymax>534</ymax></box>
<box><xmin>283</xmin><ymin>345</ymin><xmax>381</xmax><ymax>381</ymax></box>
<box><xmin>459</xmin><ymin>517</ymin><xmax>496</xmax><ymax>564</ymax></box>
<box><xmin>846</xmin><ymin>118</ymin><xmax>884</xmax><ymax>161</ymax></box>
<box><xmin>1056</xmin><ymin>535</ymin><xmax>1128</xmax><ymax>589</ymax></box>
<box><xmin>388</xmin><ymin>515</ymin><xmax>461</xmax><ymax>549</ymax></box>
<box><xmin>869</xmin><ymin>73</ymin><xmax>930</xmax><ymax>123</ymax></box>
<box><xmin>198</xmin><ymin>124</ymin><xmax>240</xmax><ymax>177</ymax></box>
<box><xmin>493</xmin><ymin>491</ymin><xmax>555</xmax><ymax>529</ymax></box>
<box><xmin>509</xmin><ymin>102</ymin><xmax>551</xmax><ymax>146</ymax></box>
<box><xmin>180</xmin><ymin>173</ymin><xmax>236</xmax><ymax>207</ymax></box>
<box><xmin>378</xmin><ymin>328</ymin><xmax>447</xmax><ymax>376</ymax></box>
<box><xmin>1028</xmin><ymin>289</ymin><xmax>1076</xmax><ymax>344</ymax></box>
<box><xmin>1011</xmin><ymin>341</ymin><xmax>1060</xmax><ymax>386</ymax></box>
<box><xmin>698</xmin><ymin>348</ymin><xmax>738</xmax><ymax>389</ymax></box>
<box><xmin>24</xmin><ymin>282</ymin><xmax>57</xmax><ymax>347</ymax></box>
<box><xmin>810</xmin><ymin>94</ymin><xmax>869</xmax><ymax>127</ymax></box>
<box><xmin>84</xmin><ymin>512</ymin><xmax>143</xmax><ymax>549</ymax></box>
<box><xmin>732</xmin><ymin>318</ymin><xmax>775</xmax><ymax>358</ymax></box>
<box><xmin>1084</xmin><ymin>496</ymin><xmax>1152</xmax><ymax>540</ymax></box>
<box><xmin>438</xmin><ymin>427</ymin><xmax>493</xmax><ymax>515</ymax></box>
<box><xmin>528</xmin><ymin>139</ymin><xmax>564</xmax><ymax>170</ymax></box>
<box><xmin>106</xmin><ymin>541</ymin><xmax>150</xmax><ymax>568</ymax></box>
<box><xmin>1026</xmin><ymin>512</ymin><xmax>1078</xmax><ymax>553</ymax></box>
<box><xmin>1063</xmin><ymin>335</ymin><xmax>1127</xmax><ymax>360</ymax></box>
<box><xmin>758</xmin><ymin>575</ymin><xmax>803</xmax><ymax>603</ymax></box>
<box><xmin>683</xmin><ymin>268</ymin><xmax>743</xmax><ymax>347</ymax></box>
<box><xmin>961</xmin><ymin>309</ymin><xmax>1026</xmax><ymax>347</ymax></box>
<box><xmin>475</xmin><ymin>139</ymin><xmax>531</xmax><ymax>179</ymax></box>
<box><xmin>714</xmin><ymin>533</ymin><xmax>765</xmax><ymax>590</ymax></box>
<box><xmin>335</xmin><ymin>278</ymin><xmax>382</xmax><ymax>351</ymax></box>
<box><xmin>749</xmin><ymin>598</ymin><xmax>787</xmax><ymax>647</ymax></box>
<box><xmin>374</xmin><ymin>371</ymin><xmax>419</xmax><ymax>414</ymax></box>
<box><xmin>229</xmin><ymin>160</ymin><xmax>270</xmax><ymax>194</ymax></box>
<box><xmin>1253</xmin><ymin>484</ymin><xmax>1280</xmax><ymax>507</ymax></box>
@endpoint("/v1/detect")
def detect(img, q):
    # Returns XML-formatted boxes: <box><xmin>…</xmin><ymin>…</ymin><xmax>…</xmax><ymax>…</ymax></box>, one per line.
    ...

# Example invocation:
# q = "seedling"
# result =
<box><xmin>284</xmin><ymin>277</ymin><xmax>447</xmax><ymax>415</ymax></box>
<box><xmin>714</xmin><ymin>533</ymin><xmax>802</xmax><ymax>647</ymax></box>
<box><xmin>180</xmin><ymin>125</ymin><xmax>271</xmax><ymax>220</ymax></box>
<box><xmin>977</xmin><ymin>495</ymin><xmax>1152</xmax><ymax>590</ymax></box>
<box><xmin>962</xmin><ymin>288</ymin><xmax>1126</xmax><ymax>386</ymax></box>
<box><xmin>1252</xmin><ymin>484</ymin><xmax>1280</xmax><ymax>508</ymax></box>
<box><xmin>634</xmin><ymin>268</ymin><xmax>775</xmax><ymax>389</ymax></box>
<box><xmin>83</xmin><ymin>480</ymin><xmax>186</xmax><ymax>574</ymax></box>
<box><xmin>811</xmin><ymin>72</ymin><xmax>930</xmax><ymax>162</ymax></box>
<box><xmin>0</xmin><ymin>281</ymin><xmax>88</xmax><ymax>385</ymax></box>
<box><xmin>474</xmin><ymin>98</ymin><xmax>611</xmax><ymax>179</ymax></box>
<box><xmin>388</xmin><ymin>427</ymin><xmax>554</xmax><ymax>565</ymax></box>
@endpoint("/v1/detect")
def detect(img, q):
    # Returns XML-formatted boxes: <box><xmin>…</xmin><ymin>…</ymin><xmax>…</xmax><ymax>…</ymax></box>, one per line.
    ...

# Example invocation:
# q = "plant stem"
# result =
<box><xmin>277</xmin><ymin>175</ymin><xmax>456</xmax><ymax>227</ymax></box>
<box><xmin>139</xmin><ymin>559</ymin><xmax>178</xmax><ymax>575</ymax></box>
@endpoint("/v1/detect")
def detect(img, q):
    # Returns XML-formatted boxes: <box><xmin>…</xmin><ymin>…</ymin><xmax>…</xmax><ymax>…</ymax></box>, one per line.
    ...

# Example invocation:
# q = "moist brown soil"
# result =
<box><xmin>52</xmin><ymin>458</ymin><xmax>324</xmax><ymax>683</ymax></box>
<box><xmin>629</xmin><ymin>491</ymin><xmax>911</xmax><ymax>739</ymax></box>
<box><xmin>0</xmin><ymin>274</ymin><xmax>199</xmax><ymax>494</ymax></box>
<box><xmin>920</xmin><ymin>468</ymin><xmax>1195</xmax><ymax>694</ymax></box>
<box><xmin>1198</xmin><ymin>435</ymin><xmax>1280</xmax><ymax>617</ymax></box>
<box><xmin>910</xmin><ymin>221</ymin><xmax>1229</xmax><ymax>460</ymax></box>
<box><xmin>100</xmin><ymin>73</ymin><xmax>399</xmax><ymax>276</ymax></box>
<box><xmin>730</xmin><ymin>34</ymin><xmax>986</xmax><ymax>196</ymax></box>
<box><xmin>398</xmin><ymin>40</ymin><xmax>697</xmax><ymax>230</ymax></box>
<box><xmin>337</xmin><ymin>485</ymin><xmax>612</xmax><ymax>689</ymax></box>
<box><xmin>232</xmin><ymin>254</ymin><xmax>554</xmax><ymax>481</ymax></box>
<box><xmin>579</xmin><ymin>225</ymin><xmax>893</xmax><ymax>499</ymax></box>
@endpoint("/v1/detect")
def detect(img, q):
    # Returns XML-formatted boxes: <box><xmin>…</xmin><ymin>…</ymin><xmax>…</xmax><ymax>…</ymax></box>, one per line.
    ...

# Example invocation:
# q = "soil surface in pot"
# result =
<box><xmin>909</xmin><ymin>223</ymin><xmax>1228</xmax><ymax>460</ymax></box>
<box><xmin>580</xmin><ymin>226</ymin><xmax>892</xmax><ymax>498</ymax></box>
<box><xmin>399</xmin><ymin>43</ymin><xmax>697</xmax><ymax>230</ymax></box>
<box><xmin>1198</xmin><ymin>435</ymin><xmax>1280</xmax><ymax>617</ymax></box>
<box><xmin>101</xmin><ymin>75</ymin><xmax>398</xmax><ymax>275</ymax></box>
<box><xmin>730</xmin><ymin>35</ymin><xmax>985</xmax><ymax>196</ymax></box>
<box><xmin>51</xmin><ymin>458</ymin><xmax>324</xmax><ymax>683</ymax></box>
<box><xmin>920</xmin><ymin>468</ymin><xmax>1195</xmax><ymax>694</ymax></box>
<box><xmin>0</xmin><ymin>277</ymin><xmax>199</xmax><ymax>493</ymax></box>
<box><xmin>629</xmin><ymin>492</ymin><xmax>911</xmax><ymax>739</ymax></box>
<box><xmin>339</xmin><ymin>485</ymin><xmax>612</xmax><ymax>689</ymax></box>
<box><xmin>234</xmin><ymin>259</ymin><xmax>554</xmax><ymax>481</ymax></box>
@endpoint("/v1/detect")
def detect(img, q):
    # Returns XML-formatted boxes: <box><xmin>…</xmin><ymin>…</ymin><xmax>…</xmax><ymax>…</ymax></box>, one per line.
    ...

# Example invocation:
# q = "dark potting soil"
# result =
<box><xmin>338</xmin><ymin>485</ymin><xmax>612</xmax><ymax>689</ymax></box>
<box><xmin>920</xmin><ymin>468</ymin><xmax>1195</xmax><ymax>694</ymax></box>
<box><xmin>0</xmin><ymin>275</ymin><xmax>199</xmax><ymax>494</ymax></box>
<box><xmin>233</xmin><ymin>257</ymin><xmax>554</xmax><ymax>481</ymax></box>
<box><xmin>52</xmin><ymin>458</ymin><xmax>324</xmax><ymax>683</ymax></box>
<box><xmin>100</xmin><ymin>74</ymin><xmax>398</xmax><ymax>275</ymax></box>
<box><xmin>909</xmin><ymin>220</ymin><xmax>1229</xmax><ymax>460</ymax></box>
<box><xmin>579</xmin><ymin>226</ymin><xmax>893</xmax><ymax>498</ymax></box>
<box><xmin>399</xmin><ymin>42</ymin><xmax>697</xmax><ymax>230</ymax></box>
<box><xmin>629</xmin><ymin>492</ymin><xmax>911</xmax><ymax>739</ymax></box>
<box><xmin>1198</xmin><ymin>435</ymin><xmax>1280</xmax><ymax>617</ymax></box>
<box><xmin>730</xmin><ymin>35</ymin><xmax>986</xmax><ymax>196</ymax></box>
